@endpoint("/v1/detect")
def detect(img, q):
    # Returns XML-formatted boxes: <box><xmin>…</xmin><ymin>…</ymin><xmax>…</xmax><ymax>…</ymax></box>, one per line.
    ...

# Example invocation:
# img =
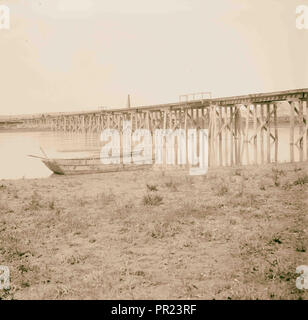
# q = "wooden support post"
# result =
<box><xmin>230</xmin><ymin>106</ymin><xmax>234</xmax><ymax>166</ymax></box>
<box><xmin>151</xmin><ymin>111</ymin><xmax>156</xmax><ymax>164</ymax></box>
<box><xmin>245</xmin><ymin>105</ymin><xmax>250</xmax><ymax>165</ymax></box>
<box><xmin>299</xmin><ymin>101</ymin><xmax>304</xmax><ymax>162</ymax></box>
<box><xmin>260</xmin><ymin>104</ymin><xmax>264</xmax><ymax>164</ymax></box>
<box><xmin>266</xmin><ymin>104</ymin><xmax>271</xmax><ymax>163</ymax></box>
<box><xmin>107</xmin><ymin>114</ymin><xmax>110</xmax><ymax>129</ymax></box>
<box><xmin>290</xmin><ymin>101</ymin><xmax>295</xmax><ymax>163</ymax></box>
<box><xmin>234</xmin><ymin>106</ymin><xmax>238</xmax><ymax>165</ymax></box>
<box><xmin>224</xmin><ymin>107</ymin><xmax>228</xmax><ymax>166</ymax></box>
<box><xmin>196</xmin><ymin>109</ymin><xmax>201</xmax><ymax>167</ymax></box>
<box><xmin>201</xmin><ymin>107</ymin><xmax>205</xmax><ymax>129</ymax></box>
<box><xmin>207</xmin><ymin>108</ymin><xmax>211</xmax><ymax>167</ymax></box>
<box><xmin>219</xmin><ymin>107</ymin><xmax>223</xmax><ymax>166</ymax></box>
<box><xmin>237</xmin><ymin>106</ymin><xmax>242</xmax><ymax>165</ymax></box>
<box><xmin>274</xmin><ymin>103</ymin><xmax>278</xmax><ymax>163</ymax></box>
<box><xmin>212</xmin><ymin>106</ymin><xmax>217</xmax><ymax>167</ymax></box>
<box><xmin>305</xmin><ymin>101</ymin><xmax>308</xmax><ymax>161</ymax></box>
<box><xmin>185</xmin><ymin>108</ymin><xmax>188</xmax><ymax>168</ymax></box>
<box><xmin>163</xmin><ymin>110</ymin><xmax>167</xmax><ymax>168</ymax></box>
<box><xmin>234</xmin><ymin>105</ymin><xmax>242</xmax><ymax>165</ymax></box>
<box><xmin>118</xmin><ymin>115</ymin><xmax>123</xmax><ymax>164</ymax></box>
<box><xmin>253</xmin><ymin>104</ymin><xmax>258</xmax><ymax>164</ymax></box>
<box><xmin>174</xmin><ymin>110</ymin><xmax>179</xmax><ymax>166</ymax></box>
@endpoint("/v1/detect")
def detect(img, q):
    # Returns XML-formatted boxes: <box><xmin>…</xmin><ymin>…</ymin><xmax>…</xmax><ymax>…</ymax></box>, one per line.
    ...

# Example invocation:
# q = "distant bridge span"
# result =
<box><xmin>1</xmin><ymin>88</ymin><xmax>308</xmax><ymax>167</ymax></box>
<box><xmin>2</xmin><ymin>88</ymin><xmax>308</xmax><ymax>133</ymax></box>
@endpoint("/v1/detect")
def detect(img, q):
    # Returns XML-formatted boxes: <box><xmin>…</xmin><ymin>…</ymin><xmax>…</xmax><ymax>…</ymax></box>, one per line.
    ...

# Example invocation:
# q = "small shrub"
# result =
<box><xmin>24</xmin><ymin>192</ymin><xmax>42</xmax><ymax>211</ymax></box>
<box><xmin>272</xmin><ymin>173</ymin><xmax>280</xmax><ymax>187</ymax></box>
<box><xmin>236</xmin><ymin>179</ymin><xmax>245</xmax><ymax>197</ymax></box>
<box><xmin>146</xmin><ymin>184</ymin><xmax>158</xmax><ymax>192</ymax></box>
<box><xmin>48</xmin><ymin>200</ymin><xmax>55</xmax><ymax>210</ymax></box>
<box><xmin>165</xmin><ymin>180</ymin><xmax>178</xmax><ymax>192</ymax></box>
<box><xmin>96</xmin><ymin>190</ymin><xmax>115</xmax><ymax>205</ymax></box>
<box><xmin>12</xmin><ymin>189</ymin><xmax>19</xmax><ymax>199</ymax></box>
<box><xmin>271</xmin><ymin>168</ymin><xmax>285</xmax><ymax>187</ymax></box>
<box><xmin>149</xmin><ymin>220</ymin><xmax>181</xmax><ymax>238</ymax></box>
<box><xmin>259</xmin><ymin>183</ymin><xmax>266</xmax><ymax>191</ymax></box>
<box><xmin>296</xmin><ymin>246</ymin><xmax>306</xmax><ymax>252</ymax></box>
<box><xmin>293</xmin><ymin>175</ymin><xmax>308</xmax><ymax>186</ymax></box>
<box><xmin>142</xmin><ymin>194</ymin><xmax>163</xmax><ymax>206</ymax></box>
<box><xmin>77</xmin><ymin>198</ymin><xmax>88</xmax><ymax>207</ymax></box>
<box><xmin>270</xmin><ymin>236</ymin><xmax>282</xmax><ymax>244</ymax></box>
<box><xmin>272</xmin><ymin>167</ymin><xmax>285</xmax><ymax>176</ymax></box>
<box><xmin>18</xmin><ymin>265</ymin><xmax>28</xmax><ymax>274</ymax></box>
<box><xmin>294</xmin><ymin>167</ymin><xmax>302</xmax><ymax>172</ymax></box>
<box><xmin>21</xmin><ymin>282</ymin><xmax>30</xmax><ymax>288</ymax></box>
<box><xmin>216</xmin><ymin>184</ymin><xmax>228</xmax><ymax>196</ymax></box>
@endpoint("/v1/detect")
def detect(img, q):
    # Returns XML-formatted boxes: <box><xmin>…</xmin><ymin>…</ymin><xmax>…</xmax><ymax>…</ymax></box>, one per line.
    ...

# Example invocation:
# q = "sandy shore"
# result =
<box><xmin>0</xmin><ymin>163</ymin><xmax>307</xmax><ymax>299</ymax></box>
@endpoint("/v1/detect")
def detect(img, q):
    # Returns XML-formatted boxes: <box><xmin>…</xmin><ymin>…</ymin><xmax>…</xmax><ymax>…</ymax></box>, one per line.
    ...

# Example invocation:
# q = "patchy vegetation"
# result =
<box><xmin>0</xmin><ymin>162</ymin><xmax>307</xmax><ymax>299</ymax></box>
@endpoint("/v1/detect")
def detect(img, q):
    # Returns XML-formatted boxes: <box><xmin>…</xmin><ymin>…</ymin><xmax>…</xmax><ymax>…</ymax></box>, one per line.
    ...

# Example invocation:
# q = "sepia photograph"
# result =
<box><xmin>0</xmin><ymin>0</ymin><xmax>307</xmax><ymax>306</ymax></box>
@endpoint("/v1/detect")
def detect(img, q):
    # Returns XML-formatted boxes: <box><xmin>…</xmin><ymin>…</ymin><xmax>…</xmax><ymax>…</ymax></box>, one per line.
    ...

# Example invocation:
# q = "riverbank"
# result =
<box><xmin>0</xmin><ymin>163</ymin><xmax>307</xmax><ymax>299</ymax></box>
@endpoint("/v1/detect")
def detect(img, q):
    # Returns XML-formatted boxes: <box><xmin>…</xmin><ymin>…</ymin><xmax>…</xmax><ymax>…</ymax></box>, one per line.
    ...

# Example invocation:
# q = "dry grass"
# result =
<box><xmin>0</xmin><ymin>162</ymin><xmax>307</xmax><ymax>300</ymax></box>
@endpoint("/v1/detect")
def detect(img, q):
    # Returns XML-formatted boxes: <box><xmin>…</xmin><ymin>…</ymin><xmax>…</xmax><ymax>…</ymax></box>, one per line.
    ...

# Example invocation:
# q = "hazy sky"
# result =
<box><xmin>1</xmin><ymin>0</ymin><xmax>308</xmax><ymax>115</ymax></box>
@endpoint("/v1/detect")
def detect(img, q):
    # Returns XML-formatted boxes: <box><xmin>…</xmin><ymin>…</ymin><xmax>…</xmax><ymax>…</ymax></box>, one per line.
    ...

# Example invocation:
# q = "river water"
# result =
<box><xmin>0</xmin><ymin>127</ymin><xmax>300</xmax><ymax>180</ymax></box>
<box><xmin>0</xmin><ymin>130</ymin><xmax>101</xmax><ymax>180</ymax></box>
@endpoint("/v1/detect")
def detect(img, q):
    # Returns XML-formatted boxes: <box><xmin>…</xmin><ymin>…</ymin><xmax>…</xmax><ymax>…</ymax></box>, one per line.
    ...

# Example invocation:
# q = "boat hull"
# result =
<box><xmin>42</xmin><ymin>158</ymin><xmax>153</xmax><ymax>175</ymax></box>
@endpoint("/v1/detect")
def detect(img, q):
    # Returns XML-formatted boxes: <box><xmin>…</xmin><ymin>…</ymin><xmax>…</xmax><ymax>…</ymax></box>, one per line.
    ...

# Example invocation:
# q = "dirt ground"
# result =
<box><xmin>0</xmin><ymin>162</ymin><xmax>307</xmax><ymax>300</ymax></box>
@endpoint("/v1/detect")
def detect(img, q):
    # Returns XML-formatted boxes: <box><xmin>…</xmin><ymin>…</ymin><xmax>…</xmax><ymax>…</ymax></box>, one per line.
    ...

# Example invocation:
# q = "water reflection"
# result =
<box><xmin>0</xmin><ymin>127</ymin><xmax>300</xmax><ymax>180</ymax></box>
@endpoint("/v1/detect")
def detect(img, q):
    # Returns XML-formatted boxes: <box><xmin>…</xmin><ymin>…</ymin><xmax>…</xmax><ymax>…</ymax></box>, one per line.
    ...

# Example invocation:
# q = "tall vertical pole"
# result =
<box><xmin>127</xmin><ymin>94</ymin><xmax>131</xmax><ymax>108</ymax></box>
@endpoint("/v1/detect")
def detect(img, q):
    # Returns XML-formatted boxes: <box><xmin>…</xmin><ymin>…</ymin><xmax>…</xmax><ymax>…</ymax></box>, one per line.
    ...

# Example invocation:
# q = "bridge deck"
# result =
<box><xmin>2</xmin><ymin>88</ymin><xmax>308</xmax><ymax>121</ymax></box>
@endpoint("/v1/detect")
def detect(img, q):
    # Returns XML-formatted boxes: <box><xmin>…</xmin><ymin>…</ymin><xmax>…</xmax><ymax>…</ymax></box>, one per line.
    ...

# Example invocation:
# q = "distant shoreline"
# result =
<box><xmin>0</xmin><ymin>127</ymin><xmax>52</xmax><ymax>133</ymax></box>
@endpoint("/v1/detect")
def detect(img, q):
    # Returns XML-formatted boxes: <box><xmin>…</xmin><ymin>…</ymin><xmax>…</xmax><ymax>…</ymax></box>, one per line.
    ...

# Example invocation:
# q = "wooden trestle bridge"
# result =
<box><xmin>2</xmin><ymin>88</ymin><xmax>308</xmax><ymax>167</ymax></box>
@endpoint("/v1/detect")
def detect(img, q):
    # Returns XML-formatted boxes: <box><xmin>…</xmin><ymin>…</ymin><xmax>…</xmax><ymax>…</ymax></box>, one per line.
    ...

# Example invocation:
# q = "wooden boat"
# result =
<box><xmin>29</xmin><ymin>155</ymin><xmax>153</xmax><ymax>175</ymax></box>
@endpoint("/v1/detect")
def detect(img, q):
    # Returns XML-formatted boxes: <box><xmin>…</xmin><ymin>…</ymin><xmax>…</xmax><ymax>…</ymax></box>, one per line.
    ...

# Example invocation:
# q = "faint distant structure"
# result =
<box><xmin>127</xmin><ymin>94</ymin><xmax>131</xmax><ymax>108</ymax></box>
<box><xmin>179</xmin><ymin>92</ymin><xmax>212</xmax><ymax>103</ymax></box>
